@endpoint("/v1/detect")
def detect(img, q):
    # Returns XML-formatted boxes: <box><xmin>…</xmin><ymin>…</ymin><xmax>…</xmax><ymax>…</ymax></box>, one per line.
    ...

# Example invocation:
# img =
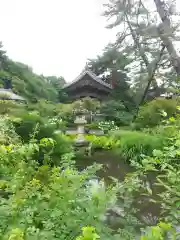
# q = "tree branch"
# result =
<box><xmin>133</xmin><ymin>44</ymin><xmax>166</xmax><ymax>121</ymax></box>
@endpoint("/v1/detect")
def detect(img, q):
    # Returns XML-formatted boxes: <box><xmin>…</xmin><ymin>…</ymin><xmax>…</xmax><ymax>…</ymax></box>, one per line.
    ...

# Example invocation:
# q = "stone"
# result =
<box><xmin>74</xmin><ymin>115</ymin><xmax>89</xmax><ymax>147</ymax></box>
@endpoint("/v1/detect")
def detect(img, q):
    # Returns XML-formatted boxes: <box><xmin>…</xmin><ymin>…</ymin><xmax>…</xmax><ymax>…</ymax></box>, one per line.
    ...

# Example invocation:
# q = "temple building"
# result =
<box><xmin>0</xmin><ymin>77</ymin><xmax>25</xmax><ymax>102</ymax></box>
<box><xmin>63</xmin><ymin>68</ymin><xmax>112</xmax><ymax>101</ymax></box>
<box><xmin>0</xmin><ymin>88</ymin><xmax>25</xmax><ymax>101</ymax></box>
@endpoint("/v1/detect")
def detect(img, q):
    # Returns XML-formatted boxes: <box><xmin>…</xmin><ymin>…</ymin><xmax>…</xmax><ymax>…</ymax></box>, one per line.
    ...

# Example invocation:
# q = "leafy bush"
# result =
<box><xmin>11</xmin><ymin>110</ymin><xmax>67</xmax><ymax>141</ymax></box>
<box><xmin>48</xmin><ymin>133</ymin><xmax>73</xmax><ymax>164</ymax></box>
<box><xmin>98</xmin><ymin>121</ymin><xmax>119</xmax><ymax>133</ymax></box>
<box><xmin>100</xmin><ymin>100</ymin><xmax>133</xmax><ymax>126</ymax></box>
<box><xmin>112</xmin><ymin>130</ymin><xmax>165</xmax><ymax>161</ymax></box>
<box><xmin>80</xmin><ymin>97</ymin><xmax>100</xmax><ymax>114</ymax></box>
<box><xmin>0</xmin><ymin>138</ymin><xmax>117</xmax><ymax>239</ymax></box>
<box><xmin>9</xmin><ymin>111</ymin><xmax>71</xmax><ymax>165</ymax></box>
<box><xmin>0</xmin><ymin>99</ymin><xmax>24</xmax><ymax>115</ymax></box>
<box><xmin>86</xmin><ymin>122</ymin><xmax>100</xmax><ymax>130</ymax></box>
<box><xmin>0</xmin><ymin>116</ymin><xmax>20</xmax><ymax>145</ymax></box>
<box><xmin>27</xmin><ymin>100</ymin><xmax>59</xmax><ymax>117</ymax></box>
<box><xmin>1</xmin><ymin>106</ymin><xmax>180</xmax><ymax>239</ymax></box>
<box><xmin>140</xmin><ymin>222</ymin><xmax>177</xmax><ymax>240</ymax></box>
<box><xmin>76</xmin><ymin>226</ymin><xmax>100</xmax><ymax>240</ymax></box>
<box><xmin>85</xmin><ymin>135</ymin><xmax>120</xmax><ymax>150</ymax></box>
<box><xmin>133</xmin><ymin>115</ymin><xmax>180</xmax><ymax>238</ymax></box>
<box><xmin>136</xmin><ymin>98</ymin><xmax>178</xmax><ymax>128</ymax></box>
<box><xmin>12</xmin><ymin>111</ymin><xmax>47</xmax><ymax>142</ymax></box>
<box><xmin>57</xmin><ymin>103</ymin><xmax>75</xmax><ymax>123</ymax></box>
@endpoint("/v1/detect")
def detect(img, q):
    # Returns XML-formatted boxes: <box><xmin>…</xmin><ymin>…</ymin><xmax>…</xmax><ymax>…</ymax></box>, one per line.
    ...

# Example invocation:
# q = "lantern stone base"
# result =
<box><xmin>74</xmin><ymin>116</ymin><xmax>89</xmax><ymax>147</ymax></box>
<box><xmin>74</xmin><ymin>134</ymin><xmax>89</xmax><ymax>147</ymax></box>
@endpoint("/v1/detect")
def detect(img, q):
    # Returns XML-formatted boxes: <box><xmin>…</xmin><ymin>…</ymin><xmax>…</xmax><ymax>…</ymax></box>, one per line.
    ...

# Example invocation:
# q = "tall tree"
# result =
<box><xmin>45</xmin><ymin>76</ymin><xmax>66</xmax><ymax>89</ymax></box>
<box><xmin>88</xmin><ymin>45</ymin><xmax>136</xmax><ymax>110</ymax></box>
<box><xmin>45</xmin><ymin>76</ymin><xmax>67</xmax><ymax>102</ymax></box>
<box><xmin>0</xmin><ymin>42</ymin><xmax>7</xmax><ymax>70</ymax></box>
<box><xmin>153</xmin><ymin>0</ymin><xmax>180</xmax><ymax>76</ymax></box>
<box><xmin>88</xmin><ymin>44</ymin><xmax>132</xmax><ymax>84</ymax></box>
<box><xmin>103</xmin><ymin>0</ymin><xmax>176</xmax><ymax>109</ymax></box>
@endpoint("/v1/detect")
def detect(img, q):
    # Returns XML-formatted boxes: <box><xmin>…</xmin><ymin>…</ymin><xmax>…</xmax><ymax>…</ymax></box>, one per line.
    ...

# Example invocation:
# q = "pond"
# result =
<box><xmin>76</xmin><ymin>150</ymin><xmax>162</xmax><ymax>229</ymax></box>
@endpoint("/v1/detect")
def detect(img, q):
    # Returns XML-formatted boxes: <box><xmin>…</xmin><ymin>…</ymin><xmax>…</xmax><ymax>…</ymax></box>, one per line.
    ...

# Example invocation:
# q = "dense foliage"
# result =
<box><xmin>1</xmin><ymin>0</ymin><xmax>180</xmax><ymax>238</ymax></box>
<box><xmin>1</xmin><ymin>101</ymin><xmax>180</xmax><ymax>239</ymax></box>
<box><xmin>0</xmin><ymin>43</ymin><xmax>65</xmax><ymax>102</ymax></box>
<box><xmin>135</xmin><ymin>98</ymin><xmax>179</xmax><ymax>128</ymax></box>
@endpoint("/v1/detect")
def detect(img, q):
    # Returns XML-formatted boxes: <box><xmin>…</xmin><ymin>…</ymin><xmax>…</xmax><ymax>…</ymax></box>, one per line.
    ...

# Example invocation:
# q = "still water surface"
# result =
<box><xmin>76</xmin><ymin>150</ymin><xmax>162</xmax><ymax>228</ymax></box>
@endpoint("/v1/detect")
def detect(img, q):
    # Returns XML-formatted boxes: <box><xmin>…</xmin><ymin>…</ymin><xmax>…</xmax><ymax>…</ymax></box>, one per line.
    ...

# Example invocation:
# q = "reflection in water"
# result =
<box><xmin>76</xmin><ymin>150</ymin><xmax>161</xmax><ymax>229</ymax></box>
<box><xmin>88</xmin><ymin>178</ymin><xmax>104</xmax><ymax>194</ymax></box>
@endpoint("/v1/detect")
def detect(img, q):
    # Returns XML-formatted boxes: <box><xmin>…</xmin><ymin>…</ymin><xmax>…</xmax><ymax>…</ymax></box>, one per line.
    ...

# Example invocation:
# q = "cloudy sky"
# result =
<box><xmin>0</xmin><ymin>0</ymin><xmax>179</xmax><ymax>82</ymax></box>
<box><xmin>0</xmin><ymin>0</ymin><xmax>117</xmax><ymax>82</ymax></box>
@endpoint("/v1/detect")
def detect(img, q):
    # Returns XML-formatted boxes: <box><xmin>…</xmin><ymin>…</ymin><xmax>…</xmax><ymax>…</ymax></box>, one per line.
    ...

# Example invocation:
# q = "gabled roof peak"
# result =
<box><xmin>63</xmin><ymin>68</ymin><xmax>112</xmax><ymax>89</ymax></box>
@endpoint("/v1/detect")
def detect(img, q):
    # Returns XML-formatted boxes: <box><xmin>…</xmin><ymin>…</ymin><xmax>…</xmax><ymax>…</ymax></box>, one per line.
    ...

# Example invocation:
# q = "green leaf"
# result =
<box><xmin>146</xmin><ymin>186</ymin><xmax>152</xmax><ymax>195</ymax></box>
<box><xmin>169</xmin><ymin>117</ymin><xmax>175</xmax><ymax>122</ymax></box>
<box><xmin>153</xmin><ymin>149</ymin><xmax>163</xmax><ymax>157</ymax></box>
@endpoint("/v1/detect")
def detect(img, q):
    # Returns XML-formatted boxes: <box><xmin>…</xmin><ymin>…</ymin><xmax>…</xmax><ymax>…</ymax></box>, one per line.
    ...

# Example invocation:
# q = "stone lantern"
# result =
<box><xmin>73</xmin><ymin>103</ymin><xmax>89</xmax><ymax>146</ymax></box>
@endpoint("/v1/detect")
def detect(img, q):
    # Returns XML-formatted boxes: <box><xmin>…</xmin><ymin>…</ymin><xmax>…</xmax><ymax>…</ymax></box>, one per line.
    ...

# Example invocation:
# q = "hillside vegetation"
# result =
<box><xmin>0</xmin><ymin>43</ymin><xmax>65</xmax><ymax>102</ymax></box>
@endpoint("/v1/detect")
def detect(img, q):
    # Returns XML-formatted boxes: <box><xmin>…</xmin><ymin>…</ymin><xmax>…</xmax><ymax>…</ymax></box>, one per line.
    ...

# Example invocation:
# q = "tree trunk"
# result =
<box><xmin>154</xmin><ymin>0</ymin><xmax>180</xmax><ymax>76</ymax></box>
<box><xmin>132</xmin><ymin>45</ymin><xmax>165</xmax><ymax>121</ymax></box>
<box><xmin>139</xmin><ymin>45</ymin><xmax>165</xmax><ymax>105</ymax></box>
<box><xmin>125</xmin><ymin>13</ymin><xmax>158</xmax><ymax>88</ymax></box>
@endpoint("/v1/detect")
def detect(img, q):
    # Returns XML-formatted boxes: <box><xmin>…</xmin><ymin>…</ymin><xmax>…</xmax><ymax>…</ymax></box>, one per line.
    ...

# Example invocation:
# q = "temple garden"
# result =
<box><xmin>1</xmin><ymin>91</ymin><xmax>180</xmax><ymax>239</ymax></box>
<box><xmin>1</xmin><ymin>0</ymin><xmax>180</xmax><ymax>235</ymax></box>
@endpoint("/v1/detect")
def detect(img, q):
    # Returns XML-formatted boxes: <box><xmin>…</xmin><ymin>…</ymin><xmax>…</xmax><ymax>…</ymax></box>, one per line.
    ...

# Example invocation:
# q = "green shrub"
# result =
<box><xmin>49</xmin><ymin>133</ymin><xmax>73</xmax><ymax>164</ymax></box>
<box><xmin>35</xmin><ymin>133</ymin><xmax>73</xmax><ymax>166</ymax></box>
<box><xmin>112</xmin><ymin>130</ymin><xmax>165</xmax><ymax>161</ymax></box>
<box><xmin>98</xmin><ymin>121</ymin><xmax>119</xmax><ymax>133</ymax></box>
<box><xmin>100</xmin><ymin>100</ymin><xmax>133</xmax><ymax>126</ymax></box>
<box><xmin>0</xmin><ymin>137</ymin><xmax>117</xmax><ymax>239</ymax></box>
<box><xmin>136</xmin><ymin>98</ymin><xmax>178</xmax><ymax>128</ymax></box>
<box><xmin>10</xmin><ymin>110</ymin><xmax>72</xmax><ymax>165</ymax></box>
<box><xmin>76</xmin><ymin>226</ymin><xmax>100</xmax><ymax>240</ymax></box>
<box><xmin>85</xmin><ymin>135</ymin><xmax>120</xmax><ymax>150</ymax></box>
<box><xmin>0</xmin><ymin>116</ymin><xmax>20</xmax><ymax>145</ymax></box>
<box><xmin>0</xmin><ymin>100</ymin><xmax>25</xmax><ymax>115</ymax></box>
<box><xmin>12</xmin><ymin>111</ymin><xmax>47</xmax><ymax>142</ymax></box>
<box><xmin>86</xmin><ymin>122</ymin><xmax>100</xmax><ymax>130</ymax></box>
<box><xmin>12</xmin><ymin>110</ymin><xmax>67</xmax><ymax>141</ymax></box>
<box><xmin>26</xmin><ymin>99</ymin><xmax>58</xmax><ymax>117</ymax></box>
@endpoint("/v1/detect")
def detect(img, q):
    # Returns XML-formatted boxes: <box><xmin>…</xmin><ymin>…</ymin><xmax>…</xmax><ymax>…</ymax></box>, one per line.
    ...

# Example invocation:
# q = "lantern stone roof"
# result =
<box><xmin>0</xmin><ymin>88</ymin><xmax>25</xmax><ymax>101</ymax></box>
<box><xmin>63</xmin><ymin>69</ymin><xmax>112</xmax><ymax>89</ymax></box>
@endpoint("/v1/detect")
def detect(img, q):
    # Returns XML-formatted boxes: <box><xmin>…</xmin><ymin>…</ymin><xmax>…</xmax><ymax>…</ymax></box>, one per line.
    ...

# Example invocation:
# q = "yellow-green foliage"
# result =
<box><xmin>27</xmin><ymin>100</ymin><xmax>61</xmax><ymax>117</ymax></box>
<box><xmin>76</xmin><ymin>226</ymin><xmax>100</xmax><ymax>240</ymax></box>
<box><xmin>85</xmin><ymin>135</ymin><xmax>120</xmax><ymax>150</ymax></box>
<box><xmin>112</xmin><ymin>130</ymin><xmax>165</xmax><ymax>161</ymax></box>
<box><xmin>136</xmin><ymin>98</ymin><xmax>178</xmax><ymax>128</ymax></box>
<box><xmin>0</xmin><ymin>100</ymin><xmax>24</xmax><ymax>115</ymax></box>
<box><xmin>0</xmin><ymin>116</ymin><xmax>20</xmax><ymax>145</ymax></box>
<box><xmin>141</xmin><ymin>222</ymin><xmax>176</xmax><ymax>240</ymax></box>
<box><xmin>0</xmin><ymin>124</ymin><xmax>116</xmax><ymax>239</ymax></box>
<box><xmin>0</xmin><ymin>60</ymin><xmax>59</xmax><ymax>102</ymax></box>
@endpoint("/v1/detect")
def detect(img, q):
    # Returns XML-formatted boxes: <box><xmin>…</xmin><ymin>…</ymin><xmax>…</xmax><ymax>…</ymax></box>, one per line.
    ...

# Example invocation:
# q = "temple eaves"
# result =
<box><xmin>63</xmin><ymin>68</ymin><xmax>112</xmax><ymax>90</ymax></box>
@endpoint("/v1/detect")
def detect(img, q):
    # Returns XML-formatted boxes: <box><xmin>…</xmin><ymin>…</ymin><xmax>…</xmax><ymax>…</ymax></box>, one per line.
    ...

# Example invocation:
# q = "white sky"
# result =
<box><xmin>0</xmin><ymin>0</ymin><xmax>180</xmax><ymax>82</ymax></box>
<box><xmin>0</xmin><ymin>0</ymin><xmax>116</xmax><ymax>82</ymax></box>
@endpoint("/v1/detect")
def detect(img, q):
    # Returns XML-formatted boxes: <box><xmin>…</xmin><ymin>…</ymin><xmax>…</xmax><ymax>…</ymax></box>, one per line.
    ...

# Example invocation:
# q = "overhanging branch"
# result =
<box><xmin>133</xmin><ymin>44</ymin><xmax>166</xmax><ymax>121</ymax></box>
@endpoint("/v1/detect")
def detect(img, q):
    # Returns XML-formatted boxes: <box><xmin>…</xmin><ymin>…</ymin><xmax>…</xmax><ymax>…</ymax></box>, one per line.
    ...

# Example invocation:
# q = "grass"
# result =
<box><xmin>111</xmin><ymin>130</ymin><xmax>166</xmax><ymax>161</ymax></box>
<box><xmin>66</xmin><ymin>129</ymin><xmax>166</xmax><ymax>162</ymax></box>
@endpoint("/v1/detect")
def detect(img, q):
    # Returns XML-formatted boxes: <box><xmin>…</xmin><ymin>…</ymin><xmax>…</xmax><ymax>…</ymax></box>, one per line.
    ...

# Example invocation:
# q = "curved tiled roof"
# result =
<box><xmin>63</xmin><ymin>69</ymin><xmax>112</xmax><ymax>89</ymax></box>
<box><xmin>0</xmin><ymin>89</ymin><xmax>25</xmax><ymax>101</ymax></box>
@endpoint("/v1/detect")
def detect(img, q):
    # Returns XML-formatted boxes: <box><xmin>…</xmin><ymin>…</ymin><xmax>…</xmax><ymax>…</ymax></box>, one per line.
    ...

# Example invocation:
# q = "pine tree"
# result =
<box><xmin>153</xmin><ymin>0</ymin><xmax>180</xmax><ymax>76</ymax></box>
<box><xmin>102</xmin><ymin>0</ymin><xmax>177</xmax><ymax>108</ymax></box>
<box><xmin>0</xmin><ymin>42</ymin><xmax>7</xmax><ymax>70</ymax></box>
